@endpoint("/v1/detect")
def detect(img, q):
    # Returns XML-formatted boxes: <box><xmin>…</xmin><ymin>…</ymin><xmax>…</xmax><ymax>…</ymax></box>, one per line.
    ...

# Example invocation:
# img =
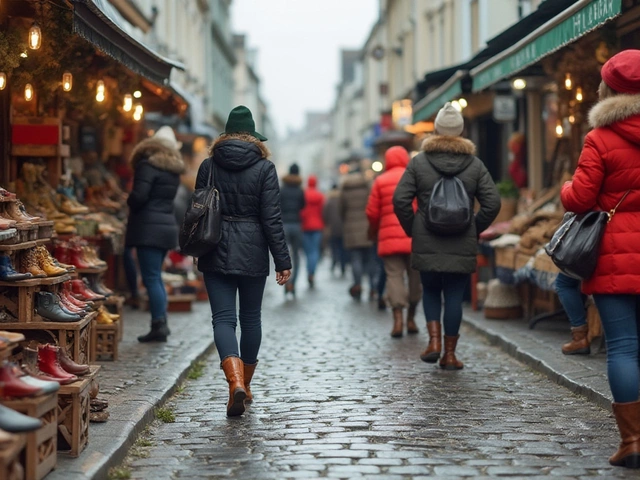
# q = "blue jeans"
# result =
<box><xmin>421</xmin><ymin>271</ymin><xmax>469</xmax><ymax>336</ymax></box>
<box><xmin>554</xmin><ymin>273</ymin><xmax>586</xmax><ymax>328</ymax></box>
<box><xmin>303</xmin><ymin>230</ymin><xmax>323</xmax><ymax>276</ymax></box>
<box><xmin>136</xmin><ymin>247</ymin><xmax>168</xmax><ymax>321</ymax></box>
<box><xmin>284</xmin><ymin>223</ymin><xmax>303</xmax><ymax>287</ymax></box>
<box><xmin>203</xmin><ymin>271</ymin><xmax>267</xmax><ymax>364</ymax></box>
<box><xmin>123</xmin><ymin>246</ymin><xmax>139</xmax><ymax>298</ymax></box>
<box><xmin>593</xmin><ymin>294</ymin><xmax>640</xmax><ymax>403</ymax></box>
<box><xmin>329</xmin><ymin>237</ymin><xmax>347</xmax><ymax>275</ymax></box>
<box><xmin>350</xmin><ymin>247</ymin><xmax>375</xmax><ymax>290</ymax></box>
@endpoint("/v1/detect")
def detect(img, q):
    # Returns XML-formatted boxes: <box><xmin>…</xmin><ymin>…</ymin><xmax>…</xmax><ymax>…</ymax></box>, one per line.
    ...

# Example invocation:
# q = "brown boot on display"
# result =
<box><xmin>420</xmin><ymin>321</ymin><xmax>442</xmax><ymax>363</ymax></box>
<box><xmin>4</xmin><ymin>201</ymin><xmax>39</xmax><ymax>223</ymax></box>
<box><xmin>243</xmin><ymin>361</ymin><xmax>258</xmax><ymax>404</ymax></box>
<box><xmin>221</xmin><ymin>356</ymin><xmax>246</xmax><ymax>417</ymax></box>
<box><xmin>610</xmin><ymin>401</ymin><xmax>640</xmax><ymax>468</ymax></box>
<box><xmin>562</xmin><ymin>324</ymin><xmax>591</xmax><ymax>355</ymax></box>
<box><xmin>21</xmin><ymin>248</ymin><xmax>47</xmax><ymax>278</ymax></box>
<box><xmin>439</xmin><ymin>335</ymin><xmax>464</xmax><ymax>370</ymax></box>
<box><xmin>406</xmin><ymin>302</ymin><xmax>419</xmax><ymax>334</ymax></box>
<box><xmin>35</xmin><ymin>246</ymin><xmax>67</xmax><ymax>276</ymax></box>
<box><xmin>391</xmin><ymin>308</ymin><xmax>403</xmax><ymax>338</ymax></box>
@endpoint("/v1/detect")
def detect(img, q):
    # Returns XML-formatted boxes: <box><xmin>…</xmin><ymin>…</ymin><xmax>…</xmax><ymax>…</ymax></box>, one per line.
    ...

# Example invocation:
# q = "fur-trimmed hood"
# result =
<box><xmin>209</xmin><ymin>133</ymin><xmax>271</xmax><ymax>172</ymax></box>
<box><xmin>282</xmin><ymin>174</ymin><xmax>302</xmax><ymax>186</ymax></box>
<box><xmin>130</xmin><ymin>138</ymin><xmax>185</xmax><ymax>174</ymax></box>
<box><xmin>589</xmin><ymin>94</ymin><xmax>640</xmax><ymax>147</ymax></box>
<box><xmin>209</xmin><ymin>133</ymin><xmax>270</xmax><ymax>159</ymax></box>
<box><xmin>421</xmin><ymin>135</ymin><xmax>477</xmax><ymax>176</ymax></box>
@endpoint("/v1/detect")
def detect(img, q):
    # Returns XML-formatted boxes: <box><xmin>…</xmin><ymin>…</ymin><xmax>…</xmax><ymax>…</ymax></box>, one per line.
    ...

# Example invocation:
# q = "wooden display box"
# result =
<box><xmin>0</xmin><ymin>313</ymin><xmax>94</xmax><ymax>365</ymax></box>
<box><xmin>494</xmin><ymin>247</ymin><xmax>516</xmax><ymax>270</ymax></box>
<box><xmin>0</xmin><ymin>433</ymin><xmax>26</xmax><ymax>480</ymax></box>
<box><xmin>0</xmin><ymin>272</ymin><xmax>72</xmax><ymax>323</ymax></box>
<box><xmin>143</xmin><ymin>294</ymin><xmax>196</xmax><ymax>313</ymax></box>
<box><xmin>57</xmin><ymin>366</ymin><xmax>100</xmax><ymax>457</ymax></box>
<box><xmin>90</xmin><ymin>323</ymin><xmax>118</xmax><ymax>362</ymax></box>
<box><xmin>105</xmin><ymin>295</ymin><xmax>124</xmax><ymax>342</ymax></box>
<box><xmin>4</xmin><ymin>393</ymin><xmax>57</xmax><ymax>480</ymax></box>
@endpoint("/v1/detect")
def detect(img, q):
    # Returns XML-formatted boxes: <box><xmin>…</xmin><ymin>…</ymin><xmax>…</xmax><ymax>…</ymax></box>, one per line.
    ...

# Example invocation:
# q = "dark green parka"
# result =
<box><xmin>393</xmin><ymin>135</ymin><xmax>500</xmax><ymax>274</ymax></box>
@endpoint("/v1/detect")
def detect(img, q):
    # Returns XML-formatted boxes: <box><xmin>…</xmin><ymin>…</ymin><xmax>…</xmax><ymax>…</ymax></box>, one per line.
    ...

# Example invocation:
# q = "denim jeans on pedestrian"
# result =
<box><xmin>203</xmin><ymin>271</ymin><xmax>267</xmax><ymax>364</ymax></box>
<box><xmin>421</xmin><ymin>271</ymin><xmax>469</xmax><ymax>336</ymax></box>
<box><xmin>303</xmin><ymin>230</ymin><xmax>323</xmax><ymax>276</ymax></box>
<box><xmin>284</xmin><ymin>223</ymin><xmax>303</xmax><ymax>288</ymax></box>
<box><xmin>136</xmin><ymin>247</ymin><xmax>168</xmax><ymax>321</ymax></box>
<box><xmin>123</xmin><ymin>246</ymin><xmax>139</xmax><ymax>299</ymax></box>
<box><xmin>350</xmin><ymin>247</ymin><xmax>375</xmax><ymax>291</ymax></box>
<box><xmin>554</xmin><ymin>273</ymin><xmax>586</xmax><ymax>328</ymax></box>
<box><xmin>593</xmin><ymin>294</ymin><xmax>640</xmax><ymax>403</ymax></box>
<box><xmin>329</xmin><ymin>236</ymin><xmax>347</xmax><ymax>275</ymax></box>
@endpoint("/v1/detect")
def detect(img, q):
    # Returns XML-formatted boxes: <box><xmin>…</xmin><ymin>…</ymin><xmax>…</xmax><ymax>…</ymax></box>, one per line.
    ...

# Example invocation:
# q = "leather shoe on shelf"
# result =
<box><xmin>70</xmin><ymin>279</ymin><xmax>105</xmax><ymax>301</ymax></box>
<box><xmin>0</xmin><ymin>217</ymin><xmax>17</xmax><ymax>230</ymax></box>
<box><xmin>35</xmin><ymin>246</ymin><xmax>67</xmax><ymax>277</ymax></box>
<box><xmin>0</xmin><ymin>361</ymin><xmax>43</xmax><ymax>398</ymax></box>
<box><xmin>0</xmin><ymin>404</ymin><xmax>42</xmax><ymax>433</ymax></box>
<box><xmin>0</xmin><ymin>254</ymin><xmax>32</xmax><ymax>282</ymax></box>
<box><xmin>35</xmin><ymin>292</ymin><xmax>81</xmax><ymax>322</ymax></box>
<box><xmin>0</xmin><ymin>228</ymin><xmax>17</xmax><ymax>243</ymax></box>
<box><xmin>20</xmin><ymin>248</ymin><xmax>47</xmax><ymax>278</ymax></box>
<box><xmin>4</xmin><ymin>201</ymin><xmax>39</xmax><ymax>223</ymax></box>
<box><xmin>37</xmin><ymin>345</ymin><xmax>77</xmax><ymax>385</ymax></box>
<box><xmin>6</xmin><ymin>363</ymin><xmax>59</xmax><ymax>394</ymax></box>
<box><xmin>59</xmin><ymin>348</ymin><xmax>90</xmax><ymax>376</ymax></box>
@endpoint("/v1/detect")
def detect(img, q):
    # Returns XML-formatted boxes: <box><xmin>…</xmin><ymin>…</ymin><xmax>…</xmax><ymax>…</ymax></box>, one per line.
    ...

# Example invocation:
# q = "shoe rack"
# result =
<box><xmin>0</xmin><ymin>431</ymin><xmax>27</xmax><ymax>480</ymax></box>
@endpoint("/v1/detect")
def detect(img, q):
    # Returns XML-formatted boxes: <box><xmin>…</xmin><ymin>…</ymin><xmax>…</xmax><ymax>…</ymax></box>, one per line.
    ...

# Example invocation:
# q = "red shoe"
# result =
<box><xmin>70</xmin><ymin>279</ymin><xmax>105</xmax><ymax>301</ymax></box>
<box><xmin>54</xmin><ymin>243</ymin><xmax>71</xmax><ymax>265</ymax></box>
<box><xmin>59</xmin><ymin>295</ymin><xmax>86</xmax><ymax>316</ymax></box>
<box><xmin>61</xmin><ymin>289</ymin><xmax>91</xmax><ymax>310</ymax></box>
<box><xmin>0</xmin><ymin>361</ymin><xmax>44</xmax><ymax>398</ymax></box>
<box><xmin>68</xmin><ymin>246</ymin><xmax>93</xmax><ymax>269</ymax></box>
<box><xmin>37</xmin><ymin>345</ymin><xmax>77</xmax><ymax>385</ymax></box>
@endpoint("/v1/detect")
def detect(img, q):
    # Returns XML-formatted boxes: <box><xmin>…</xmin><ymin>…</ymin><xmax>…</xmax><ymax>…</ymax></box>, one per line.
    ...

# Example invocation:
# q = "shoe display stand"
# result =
<box><xmin>0</xmin><ymin>273</ymin><xmax>73</xmax><ymax>324</ymax></box>
<box><xmin>0</xmin><ymin>432</ymin><xmax>26</xmax><ymax>480</ymax></box>
<box><xmin>105</xmin><ymin>296</ymin><xmax>124</xmax><ymax>342</ymax></box>
<box><xmin>3</xmin><ymin>393</ymin><xmax>57</xmax><ymax>480</ymax></box>
<box><xmin>56</xmin><ymin>366</ymin><xmax>100</xmax><ymax>457</ymax></box>
<box><xmin>142</xmin><ymin>293</ymin><xmax>197</xmax><ymax>313</ymax></box>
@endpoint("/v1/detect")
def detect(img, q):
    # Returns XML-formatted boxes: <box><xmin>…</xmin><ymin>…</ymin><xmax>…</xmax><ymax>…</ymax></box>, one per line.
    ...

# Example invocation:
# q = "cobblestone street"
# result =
<box><xmin>122</xmin><ymin>265</ymin><xmax>634</xmax><ymax>479</ymax></box>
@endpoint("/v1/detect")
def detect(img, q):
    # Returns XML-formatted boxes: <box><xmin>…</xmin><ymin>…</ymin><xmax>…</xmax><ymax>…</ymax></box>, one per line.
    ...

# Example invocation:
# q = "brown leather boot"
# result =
<box><xmin>562</xmin><ymin>325</ymin><xmax>590</xmax><ymax>355</ymax></box>
<box><xmin>440</xmin><ymin>335</ymin><xmax>464</xmax><ymax>370</ymax></box>
<box><xmin>610</xmin><ymin>401</ymin><xmax>640</xmax><ymax>468</ymax></box>
<box><xmin>221</xmin><ymin>357</ymin><xmax>246</xmax><ymax>417</ymax></box>
<box><xmin>420</xmin><ymin>321</ymin><xmax>441</xmax><ymax>363</ymax></box>
<box><xmin>406</xmin><ymin>302</ymin><xmax>419</xmax><ymax>334</ymax></box>
<box><xmin>390</xmin><ymin>308</ymin><xmax>403</xmax><ymax>338</ymax></box>
<box><xmin>243</xmin><ymin>361</ymin><xmax>258</xmax><ymax>404</ymax></box>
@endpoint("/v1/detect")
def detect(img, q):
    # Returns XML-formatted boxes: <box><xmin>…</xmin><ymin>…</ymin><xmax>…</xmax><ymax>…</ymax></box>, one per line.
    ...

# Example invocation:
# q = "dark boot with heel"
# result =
<box><xmin>137</xmin><ymin>318</ymin><xmax>170</xmax><ymax>343</ymax></box>
<box><xmin>406</xmin><ymin>302</ymin><xmax>419</xmax><ymax>334</ymax></box>
<box><xmin>439</xmin><ymin>335</ymin><xmax>464</xmax><ymax>370</ymax></box>
<box><xmin>390</xmin><ymin>308</ymin><xmax>403</xmax><ymax>338</ymax></box>
<box><xmin>420</xmin><ymin>321</ymin><xmax>441</xmax><ymax>363</ymax></box>
<box><xmin>610</xmin><ymin>401</ymin><xmax>640</xmax><ymax>468</ymax></box>
<box><xmin>243</xmin><ymin>361</ymin><xmax>258</xmax><ymax>404</ymax></box>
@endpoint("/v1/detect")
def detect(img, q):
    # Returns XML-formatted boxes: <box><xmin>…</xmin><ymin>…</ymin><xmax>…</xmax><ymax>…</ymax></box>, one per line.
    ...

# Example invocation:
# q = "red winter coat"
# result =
<box><xmin>301</xmin><ymin>176</ymin><xmax>325</xmax><ymax>232</ymax></box>
<box><xmin>561</xmin><ymin>94</ymin><xmax>640</xmax><ymax>295</ymax></box>
<box><xmin>366</xmin><ymin>146</ymin><xmax>412</xmax><ymax>257</ymax></box>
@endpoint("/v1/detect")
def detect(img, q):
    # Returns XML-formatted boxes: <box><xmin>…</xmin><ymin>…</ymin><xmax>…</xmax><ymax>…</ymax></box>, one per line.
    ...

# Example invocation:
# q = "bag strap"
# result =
<box><xmin>608</xmin><ymin>190</ymin><xmax>631</xmax><ymax>221</ymax></box>
<box><xmin>207</xmin><ymin>158</ymin><xmax>215</xmax><ymax>188</ymax></box>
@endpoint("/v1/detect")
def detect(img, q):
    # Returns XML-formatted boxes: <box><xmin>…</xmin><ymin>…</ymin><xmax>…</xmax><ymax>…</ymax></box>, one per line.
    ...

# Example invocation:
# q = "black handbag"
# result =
<box><xmin>179</xmin><ymin>159</ymin><xmax>222</xmax><ymax>257</ymax></box>
<box><xmin>545</xmin><ymin>190</ymin><xmax>630</xmax><ymax>280</ymax></box>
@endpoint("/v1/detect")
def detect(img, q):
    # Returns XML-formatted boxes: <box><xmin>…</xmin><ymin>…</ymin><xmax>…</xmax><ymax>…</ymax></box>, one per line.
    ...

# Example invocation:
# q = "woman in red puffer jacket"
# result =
<box><xmin>300</xmin><ymin>176</ymin><xmax>325</xmax><ymax>288</ymax></box>
<box><xmin>560</xmin><ymin>49</ymin><xmax>640</xmax><ymax>470</ymax></box>
<box><xmin>366</xmin><ymin>146</ymin><xmax>421</xmax><ymax>338</ymax></box>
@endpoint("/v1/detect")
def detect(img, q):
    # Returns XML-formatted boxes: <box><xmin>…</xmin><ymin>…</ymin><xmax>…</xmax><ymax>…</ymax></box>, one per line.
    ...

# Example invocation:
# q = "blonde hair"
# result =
<box><xmin>598</xmin><ymin>80</ymin><xmax>617</xmax><ymax>100</ymax></box>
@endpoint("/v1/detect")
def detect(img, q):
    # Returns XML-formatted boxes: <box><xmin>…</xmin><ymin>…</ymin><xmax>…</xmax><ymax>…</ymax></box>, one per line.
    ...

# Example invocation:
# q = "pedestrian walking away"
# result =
<box><xmin>554</xmin><ymin>272</ymin><xmax>590</xmax><ymax>355</ymax></box>
<box><xmin>125</xmin><ymin>126</ymin><xmax>185</xmax><ymax>343</ymax></box>
<box><xmin>195</xmin><ymin>105</ymin><xmax>291</xmax><ymax>417</ymax></box>
<box><xmin>280</xmin><ymin>163</ymin><xmax>305</xmax><ymax>298</ymax></box>
<box><xmin>560</xmin><ymin>49</ymin><xmax>640</xmax><ymax>469</ymax></box>
<box><xmin>300</xmin><ymin>175</ymin><xmax>325</xmax><ymax>288</ymax></box>
<box><xmin>393</xmin><ymin>102</ymin><xmax>500</xmax><ymax>370</ymax></box>
<box><xmin>366</xmin><ymin>146</ymin><xmax>421</xmax><ymax>338</ymax></box>
<box><xmin>323</xmin><ymin>183</ymin><xmax>348</xmax><ymax>277</ymax></box>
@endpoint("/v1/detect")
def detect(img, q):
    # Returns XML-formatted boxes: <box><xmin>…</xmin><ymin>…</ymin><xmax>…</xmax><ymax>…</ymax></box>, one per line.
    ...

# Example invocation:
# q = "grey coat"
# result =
<box><xmin>393</xmin><ymin>135</ymin><xmax>500</xmax><ymax>274</ymax></box>
<box><xmin>323</xmin><ymin>189</ymin><xmax>343</xmax><ymax>238</ymax></box>
<box><xmin>340</xmin><ymin>172</ymin><xmax>373</xmax><ymax>249</ymax></box>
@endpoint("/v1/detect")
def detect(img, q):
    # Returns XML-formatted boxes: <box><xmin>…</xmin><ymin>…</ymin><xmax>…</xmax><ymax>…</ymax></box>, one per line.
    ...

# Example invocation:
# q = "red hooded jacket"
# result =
<box><xmin>561</xmin><ymin>94</ymin><xmax>640</xmax><ymax>294</ymax></box>
<box><xmin>366</xmin><ymin>146</ymin><xmax>412</xmax><ymax>257</ymax></box>
<box><xmin>301</xmin><ymin>175</ymin><xmax>325</xmax><ymax>232</ymax></box>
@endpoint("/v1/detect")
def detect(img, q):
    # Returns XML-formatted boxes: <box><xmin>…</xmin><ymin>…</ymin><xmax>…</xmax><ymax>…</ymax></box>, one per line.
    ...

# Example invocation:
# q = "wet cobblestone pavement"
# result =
<box><xmin>123</xmin><ymin>265</ymin><xmax>636</xmax><ymax>479</ymax></box>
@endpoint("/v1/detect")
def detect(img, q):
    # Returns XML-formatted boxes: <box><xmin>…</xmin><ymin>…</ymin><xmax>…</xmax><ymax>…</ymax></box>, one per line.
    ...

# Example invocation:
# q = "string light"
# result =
<box><xmin>555</xmin><ymin>120</ymin><xmax>564</xmax><ymax>138</ymax></box>
<box><xmin>0</xmin><ymin>73</ymin><xmax>6</xmax><ymax>91</ymax></box>
<box><xmin>564</xmin><ymin>73</ymin><xmax>572</xmax><ymax>90</ymax></box>
<box><xmin>123</xmin><ymin>94</ymin><xmax>133</xmax><ymax>112</ymax></box>
<box><xmin>62</xmin><ymin>72</ymin><xmax>72</xmax><ymax>92</ymax></box>
<box><xmin>451</xmin><ymin>100</ymin><xmax>462</xmax><ymax>112</ymax></box>
<box><xmin>24</xmin><ymin>83</ymin><xmax>34</xmax><ymax>101</ymax></box>
<box><xmin>133</xmin><ymin>90</ymin><xmax>142</xmax><ymax>98</ymax></box>
<box><xmin>569</xmin><ymin>115</ymin><xmax>576</xmax><ymax>124</ymax></box>
<box><xmin>133</xmin><ymin>104</ymin><xmax>144</xmax><ymax>121</ymax></box>
<box><xmin>512</xmin><ymin>78</ymin><xmax>527</xmax><ymax>90</ymax></box>
<box><xmin>575</xmin><ymin>87</ymin><xmax>583</xmax><ymax>102</ymax></box>
<box><xmin>458</xmin><ymin>98</ymin><xmax>468</xmax><ymax>108</ymax></box>
<box><xmin>96</xmin><ymin>80</ymin><xmax>105</xmax><ymax>102</ymax></box>
<box><xmin>28</xmin><ymin>23</ymin><xmax>41</xmax><ymax>50</ymax></box>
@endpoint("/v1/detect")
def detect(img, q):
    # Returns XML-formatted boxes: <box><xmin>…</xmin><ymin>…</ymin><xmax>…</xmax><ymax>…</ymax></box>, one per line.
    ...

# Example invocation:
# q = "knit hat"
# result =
<box><xmin>289</xmin><ymin>163</ymin><xmax>300</xmax><ymax>175</ymax></box>
<box><xmin>153</xmin><ymin>126</ymin><xmax>182</xmax><ymax>150</ymax></box>
<box><xmin>224</xmin><ymin>105</ymin><xmax>267</xmax><ymax>141</ymax></box>
<box><xmin>435</xmin><ymin>102</ymin><xmax>464</xmax><ymax>136</ymax></box>
<box><xmin>601</xmin><ymin>49</ymin><xmax>640</xmax><ymax>94</ymax></box>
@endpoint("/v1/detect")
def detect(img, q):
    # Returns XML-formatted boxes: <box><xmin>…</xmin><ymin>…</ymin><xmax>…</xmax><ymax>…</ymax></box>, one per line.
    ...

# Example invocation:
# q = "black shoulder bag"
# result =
<box><xmin>179</xmin><ymin>158</ymin><xmax>222</xmax><ymax>257</ymax></box>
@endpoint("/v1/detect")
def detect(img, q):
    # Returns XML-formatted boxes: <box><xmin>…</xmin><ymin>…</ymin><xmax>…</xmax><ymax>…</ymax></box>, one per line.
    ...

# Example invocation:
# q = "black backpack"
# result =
<box><xmin>425</xmin><ymin>172</ymin><xmax>472</xmax><ymax>236</ymax></box>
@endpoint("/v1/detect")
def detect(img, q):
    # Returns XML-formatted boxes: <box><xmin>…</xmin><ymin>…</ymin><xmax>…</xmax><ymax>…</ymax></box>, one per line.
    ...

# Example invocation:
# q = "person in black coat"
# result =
<box><xmin>279</xmin><ymin>163</ymin><xmax>305</xmax><ymax>297</ymax></box>
<box><xmin>195</xmin><ymin>106</ymin><xmax>291</xmax><ymax>417</ymax></box>
<box><xmin>126</xmin><ymin>126</ymin><xmax>185</xmax><ymax>343</ymax></box>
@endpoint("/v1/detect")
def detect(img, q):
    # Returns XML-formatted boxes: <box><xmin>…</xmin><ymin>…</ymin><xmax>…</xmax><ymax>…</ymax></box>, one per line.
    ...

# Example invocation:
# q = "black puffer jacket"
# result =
<box><xmin>280</xmin><ymin>174</ymin><xmax>305</xmax><ymax>224</ymax></box>
<box><xmin>195</xmin><ymin>133</ymin><xmax>291</xmax><ymax>276</ymax></box>
<box><xmin>125</xmin><ymin>138</ymin><xmax>184</xmax><ymax>250</ymax></box>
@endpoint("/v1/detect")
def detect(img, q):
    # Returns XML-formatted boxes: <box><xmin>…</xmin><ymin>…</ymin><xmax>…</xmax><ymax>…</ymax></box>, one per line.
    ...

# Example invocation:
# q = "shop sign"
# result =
<box><xmin>493</xmin><ymin>96</ymin><xmax>517</xmax><ymax>123</ymax></box>
<box><xmin>473</xmin><ymin>0</ymin><xmax>622</xmax><ymax>92</ymax></box>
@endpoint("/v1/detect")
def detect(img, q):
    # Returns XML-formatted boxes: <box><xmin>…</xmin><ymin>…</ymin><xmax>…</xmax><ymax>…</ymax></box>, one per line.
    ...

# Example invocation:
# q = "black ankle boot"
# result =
<box><xmin>137</xmin><ymin>318</ymin><xmax>170</xmax><ymax>343</ymax></box>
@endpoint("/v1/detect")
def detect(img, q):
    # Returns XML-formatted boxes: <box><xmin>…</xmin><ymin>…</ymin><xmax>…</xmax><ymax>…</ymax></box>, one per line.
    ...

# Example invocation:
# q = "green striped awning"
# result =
<box><xmin>413</xmin><ymin>71</ymin><xmax>465</xmax><ymax>123</ymax></box>
<box><xmin>471</xmin><ymin>0</ymin><xmax>622</xmax><ymax>92</ymax></box>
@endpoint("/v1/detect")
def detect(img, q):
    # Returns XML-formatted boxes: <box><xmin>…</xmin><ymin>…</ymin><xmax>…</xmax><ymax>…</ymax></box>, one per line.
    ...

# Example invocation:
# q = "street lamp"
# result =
<box><xmin>28</xmin><ymin>23</ymin><xmax>41</xmax><ymax>50</ymax></box>
<box><xmin>62</xmin><ymin>72</ymin><xmax>72</xmax><ymax>92</ymax></box>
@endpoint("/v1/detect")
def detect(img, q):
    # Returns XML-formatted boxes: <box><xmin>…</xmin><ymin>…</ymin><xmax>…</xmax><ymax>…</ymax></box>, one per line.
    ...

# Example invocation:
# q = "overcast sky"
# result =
<box><xmin>231</xmin><ymin>0</ymin><xmax>379</xmax><ymax>138</ymax></box>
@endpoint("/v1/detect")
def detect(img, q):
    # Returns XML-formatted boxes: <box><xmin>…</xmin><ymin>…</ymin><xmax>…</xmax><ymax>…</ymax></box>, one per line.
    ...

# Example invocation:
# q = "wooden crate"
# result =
<box><xmin>143</xmin><ymin>294</ymin><xmax>196</xmax><ymax>313</ymax></box>
<box><xmin>0</xmin><ymin>433</ymin><xmax>26</xmax><ymax>480</ymax></box>
<box><xmin>105</xmin><ymin>295</ymin><xmax>124</xmax><ymax>342</ymax></box>
<box><xmin>57</xmin><ymin>366</ymin><xmax>100</xmax><ymax>457</ymax></box>
<box><xmin>494</xmin><ymin>247</ymin><xmax>516</xmax><ymax>270</ymax></box>
<box><xmin>0</xmin><ymin>273</ymin><xmax>72</xmax><ymax>323</ymax></box>
<box><xmin>4</xmin><ymin>393</ymin><xmax>57</xmax><ymax>480</ymax></box>
<box><xmin>0</xmin><ymin>313</ymin><xmax>94</xmax><ymax>365</ymax></box>
<box><xmin>90</xmin><ymin>323</ymin><xmax>118</xmax><ymax>362</ymax></box>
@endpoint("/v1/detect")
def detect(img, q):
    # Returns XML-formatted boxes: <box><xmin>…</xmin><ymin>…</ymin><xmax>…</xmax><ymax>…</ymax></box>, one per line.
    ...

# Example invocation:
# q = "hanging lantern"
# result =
<box><xmin>133</xmin><ymin>90</ymin><xmax>142</xmax><ymax>98</ymax></box>
<box><xmin>62</xmin><ymin>72</ymin><xmax>72</xmax><ymax>92</ymax></box>
<box><xmin>28</xmin><ymin>23</ymin><xmax>41</xmax><ymax>50</ymax></box>
<box><xmin>123</xmin><ymin>94</ymin><xmax>133</xmax><ymax>112</ymax></box>
<box><xmin>133</xmin><ymin>104</ymin><xmax>143</xmax><ymax>121</ymax></box>
<box><xmin>564</xmin><ymin>73</ymin><xmax>572</xmax><ymax>90</ymax></box>
<box><xmin>96</xmin><ymin>80</ymin><xmax>105</xmax><ymax>102</ymax></box>
<box><xmin>24</xmin><ymin>83</ymin><xmax>34</xmax><ymax>101</ymax></box>
<box><xmin>575</xmin><ymin>87</ymin><xmax>583</xmax><ymax>102</ymax></box>
<box><xmin>555</xmin><ymin>120</ymin><xmax>564</xmax><ymax>138</ymax></box>
<box><xmin>0</xmin><ymin>73</ymin><xmax>6</xmax><ymax>91</ymax></box>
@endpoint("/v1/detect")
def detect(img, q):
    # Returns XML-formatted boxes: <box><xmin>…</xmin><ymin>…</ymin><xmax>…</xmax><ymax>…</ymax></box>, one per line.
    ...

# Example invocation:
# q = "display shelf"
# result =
<box><xmin>0</xmin><ymin>432</ymin><xmax>26</xmax><ymax>480</ymax></box>
<box><xmin>90</xmin><ymin>322</ymin><xmax>118</xmax><ymax>361</ymax></box>
<box><xmin>0</xmin><ymin>273</ymin><xmax>71</xmax><ymax>288</ymax></box>
<box><xmin>0</xmin><ymin>238</ymin><xmax>51</xmax><ymax>252</ymax></box>
<box><xmin>75</xmin><ymin>265</ymin><xmax>107</xmax><ymax>275</ymax></box>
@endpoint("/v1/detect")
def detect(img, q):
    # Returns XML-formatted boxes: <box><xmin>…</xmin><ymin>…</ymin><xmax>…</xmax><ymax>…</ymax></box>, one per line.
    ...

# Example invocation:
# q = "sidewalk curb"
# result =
<box><xmin>462</xmin><ymin>314</ymin><xmax>612</xmax><ymax>412</ymax></box>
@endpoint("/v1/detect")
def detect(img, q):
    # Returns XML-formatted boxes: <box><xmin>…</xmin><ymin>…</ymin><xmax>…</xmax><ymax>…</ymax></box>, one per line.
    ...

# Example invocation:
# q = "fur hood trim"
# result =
<box><xmin>589</xmin><ymin>94</ymin><xmax>640</xmax><ymax>128</ymax></box>
<box><xmin>282</xmin><ymin>174</ymin><xmax>302</xmax><ymax>186</ymax></box>
<box><xmin>209</xmin><ymin>133</ymin><xmax>271</xmax><ymax>158</ymax></box>
<box><xmin>421</xmin><ymin>135</ymin><xmax>476</xmax><ymax>156</ymax></box>
<box><xmin>130</xmin><ymin>138</ymin><xmax>185</xmax><ymax>174</ymax></box>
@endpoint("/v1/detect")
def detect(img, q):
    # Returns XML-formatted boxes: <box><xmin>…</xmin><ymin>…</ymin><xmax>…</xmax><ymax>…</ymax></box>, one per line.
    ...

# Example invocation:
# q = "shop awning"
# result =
<box><xmin>71</xmin><ymin>0</ymin><xmax>185</xmax><ymax>85</ymax></box>
<box><xmin>413</xmin><ymin>71</ymin><xmax>467</xmax><ymax>123</ymax></box>
<box><xmin>471</xmin><ymin>0</ymin><xmax>622</xmax><ymax>92</ymax></box>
